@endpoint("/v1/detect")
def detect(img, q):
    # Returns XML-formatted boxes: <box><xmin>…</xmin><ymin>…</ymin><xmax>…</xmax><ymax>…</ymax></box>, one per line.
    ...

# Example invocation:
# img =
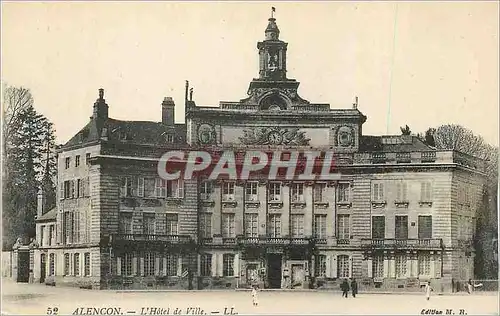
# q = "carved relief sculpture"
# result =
<box><xmin>198</xmin><ymin>123</ymin><xmax>216</xmax><ymax>145</ymax></box>
<box><xmin>239</xmin><ymin>126</ymin><xmax>310</xmax><ymax>146</ymax></box>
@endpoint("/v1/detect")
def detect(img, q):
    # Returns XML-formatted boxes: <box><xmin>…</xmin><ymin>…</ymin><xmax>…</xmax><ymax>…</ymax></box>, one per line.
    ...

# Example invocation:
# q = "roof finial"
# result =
<box><xmin>99</xmin><ymin>88</ymin><xmax>104</xmax><ymax>100</ymax></box>
<box><xmin>353</xmin><ymin>96</ymin><xmax>358</xmax><ymax>109</ymax></box>
<box><xmin>271</xmin><ymin>6</ymin><xmax>276</xmax><ymax>19</ymax></box>
<box><xmin>189</xmin><ymin>88</ymin><xmax>193</xmax><ymax>101</ymax></box>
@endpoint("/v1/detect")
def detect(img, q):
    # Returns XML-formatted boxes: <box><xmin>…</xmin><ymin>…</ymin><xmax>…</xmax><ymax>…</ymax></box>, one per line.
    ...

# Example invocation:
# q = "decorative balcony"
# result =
<box><xmin>370</xmin><ymin>153</ymin><xmax>387</xmax><ymax>164</ymax></box>
<box><xmin>360</xmin><ymin>238</ymin><xmax>443</xmax><ymax>250</ymax></box>
<box><xmin>396</xmin><ymin>152</ymin><xmax>411</xmax><ymax>163</ymax></box>
<box><xmin>236</xmin><ymin>236</ymin><xmax>312</xmax><ymax>247</ymax></box>
<box><xmin>111</xmin><ymin>234</ymin><xmax>193</xmax><ymax>247</ymax></box>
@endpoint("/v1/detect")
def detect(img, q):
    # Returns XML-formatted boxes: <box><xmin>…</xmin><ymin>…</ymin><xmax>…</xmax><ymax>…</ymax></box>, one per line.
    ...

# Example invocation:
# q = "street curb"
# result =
<box><xmin>113</xmin><ymin>289</ymin><xmax>496</xmax><ymax>295</ymax></box>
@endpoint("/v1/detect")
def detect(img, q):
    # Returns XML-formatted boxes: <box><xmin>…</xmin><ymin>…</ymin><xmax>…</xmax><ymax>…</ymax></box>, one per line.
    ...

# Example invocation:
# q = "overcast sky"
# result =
<box><xmin>2</xmin><ymin>2</ymin><xmax>498</xmax><ymax>146</ymax></box>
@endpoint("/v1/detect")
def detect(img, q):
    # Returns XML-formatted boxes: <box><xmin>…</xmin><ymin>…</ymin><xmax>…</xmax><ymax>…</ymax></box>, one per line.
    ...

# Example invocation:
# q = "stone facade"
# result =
<box><xmin>31</xmin><ymin>15</ymin><xmax>486</xmax><ymax>292</ymax></box>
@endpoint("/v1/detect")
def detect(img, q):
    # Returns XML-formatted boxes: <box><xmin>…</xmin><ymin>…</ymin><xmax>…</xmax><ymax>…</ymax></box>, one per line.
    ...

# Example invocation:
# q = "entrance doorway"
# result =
<box><xmin>40</xmin><ymin>254</ymin><xmax>46</xmax><ymax>283</ymax></box>
<box><xmin>16</xmin><ymin>251</ymin><xmax>30</xmax><ymax>283</ymax></box>
<box><xmin>267</xmin><ymin>254</ymin><xmax>282</xmax><ymax>289</ymax></box>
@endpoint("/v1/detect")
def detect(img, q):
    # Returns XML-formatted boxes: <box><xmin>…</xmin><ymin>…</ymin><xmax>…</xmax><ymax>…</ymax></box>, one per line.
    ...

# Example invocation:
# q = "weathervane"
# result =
<box><xmin>271</xmin><ymin>7</ymin><xmax>276</xmax><ymax>19</ymax></box>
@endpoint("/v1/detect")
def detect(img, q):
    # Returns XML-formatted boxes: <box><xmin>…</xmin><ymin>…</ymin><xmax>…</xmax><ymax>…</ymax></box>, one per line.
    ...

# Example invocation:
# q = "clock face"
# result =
<box><xmin>268</xmin><ymin>131</ymin><xmax>283</xmax><ymax>145</ymax></box>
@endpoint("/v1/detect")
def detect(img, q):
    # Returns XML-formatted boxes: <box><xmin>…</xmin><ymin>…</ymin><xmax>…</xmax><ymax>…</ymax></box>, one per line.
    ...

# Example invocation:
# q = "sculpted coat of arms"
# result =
<box><xmin>239</xmin><ymin>127</ymin><xmax>310</xmax><ymax>146</ymax></box>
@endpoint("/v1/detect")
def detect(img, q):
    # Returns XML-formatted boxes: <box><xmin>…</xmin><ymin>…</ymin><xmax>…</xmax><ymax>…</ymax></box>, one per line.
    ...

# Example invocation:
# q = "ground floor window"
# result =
<box><xmin>372</xmin><ymin>255</ymin><xmax>384</xmax><ymax>278</ymax></box>
<box><xmin>123</xmin><ymin>253</ymin><xmax>132</xmax><ymax>276</ymax></box>
<box><xmin>223</xmin><ymin>254</ymin><xmax>234</xmax><ymax>277</ymax></box>
<box><xmin>395</xmin><ymin>254</ymin><xmax>408</xmax><ymax>278</ymax></box>
<box><xmin>418</xmin><ymin>253</ymin><xmax>431</xmax><ymax>276</ymax></box>
<box><xmin>166</xmin><ymin>253</ymin><xmax>178</xmax><ymax>276</ymax></box>
<box><xmin>84</xmin><ymin>253</ymin><xmax>90</xmax><ymax>276</ymax></box>
<box><xmin>144</xmin><ymin>252</ymin><xmax>155</xmax><ymax>276</ymax></box>
<box><xmin>64</xmin><ymin>253</ymin><xmax>70</xmax><ymax>275</ymax></box>
<box><xmin>49</xmin><ymin>253</ymin><xmax>55</xmax><ymax>276</ymax></box>
<box><xmin>200</xmin><ymin>254</ymin><xmax>212</xmax><ymax>277</ymax></box>
<box><xmin>73</xmin><ymin>253</ymin><xmax>80</xmax><ymax>276</ymax></box>
<box><xmin>337</xmin><ymin>255</ymin><xmax>349</xmax><ymax>278</ymax></box>
<box><xmin>315</xmin><ymin>255</ymin><xmax>326</xmax><ymax>277</ymax></box>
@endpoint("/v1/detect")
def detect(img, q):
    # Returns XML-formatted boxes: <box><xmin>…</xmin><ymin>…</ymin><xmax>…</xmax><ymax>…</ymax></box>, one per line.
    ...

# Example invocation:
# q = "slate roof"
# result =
<box><xmin>64</xmin><ymin>118</ymin><xmax>186</xmax><ymax>148</ymax></box>
<box><xmin>36</xmin><ymin>207</ymin><xmax>57</xmax><ymax>222</ymax></box>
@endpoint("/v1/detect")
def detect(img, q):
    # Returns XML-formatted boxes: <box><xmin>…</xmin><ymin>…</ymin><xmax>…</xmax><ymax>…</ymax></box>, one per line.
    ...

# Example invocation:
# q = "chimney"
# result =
<box><xmin>37</xmin><ymin>188</ymin><xmax>45</xmax><ymax>218</ymax></box>
<box><xmin>93</xmin><ymin>88</ymin><xmax>109</xmax><ymax>121</ymax></box>
<box><xmin>162</xmin><ymin>97</ymin><xmax>175</xmax><ymax>126</ymax></box>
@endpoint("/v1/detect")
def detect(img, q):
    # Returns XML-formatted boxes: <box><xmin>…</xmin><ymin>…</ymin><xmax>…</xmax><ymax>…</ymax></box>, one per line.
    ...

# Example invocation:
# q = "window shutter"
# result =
<box><xmin>140</xmin><ymin>257</ymin><xmax>145</xmax><ymax>276</ymax></box>
<box><xmin>211</xmin><ymin>254</ymin><xmax>217</xmax><ymax>277</ymax></box>
<box><xmin>177</xmin><ymin>256</ymin><xmax>182</xmax><ymax>276</ymax></box>
<box><xmin>218</xmin><ymin>254</ymin><xmax>224</xmax><ymax>277</ymax></box>
<box><xmin>162</xmin><ymin>257</ymin><xmax>167</xmax><ymax>276</ymax></box>
<box><xmin>59</xmin><ymin>183</ymin><xmax>64</xmax><ymax>200</ymax></box>
<box><xmin>178</xmin><ymin>180</ymin><xmax>184</xmax><ymax>198</ymax></box>
<box><xmin>117</xmin><ymin>257</ymin><xmax>122</xmax><ymax>276</ymax></box>
<box><xmin>434</xmin><ymin>256</ymin><xmax>441</xmax><ymax>278</ymax></box>
<box><xmin>372</xmin><ymin>184</ymin><xmax>377</xmax><ymax>200</ymax></box>
<box><xmin>332</xmin><ymin>255</ymin><xmax>338</xmax><ymax>278</ymax></box>
<box><xmin>132</xmin><ymin>256</ymin><xmax>137</xmax><ymax>276</ymax></box>
<box><xmin>155</xmin><ymin>256</ymin><xmax>160</xmax><ymax>276</ymax></box>
<box><xmin>234</xmin><ymin>253</ymin><xmax>239</xmax><ymax>277</ymax></box>
<box><xmin>367</xmin><ymin>258</ymin><xmax>373</xmax><ymax>278</ymax></box>
<box><xmin>325</xmin><ymin>256</ymin><xmax>332</xmax><ymax>278</ymax></box>
<box><xmin>348</xmin><ymin>256</ymin><xmax>353</xmax><ymax>278</ymax></box>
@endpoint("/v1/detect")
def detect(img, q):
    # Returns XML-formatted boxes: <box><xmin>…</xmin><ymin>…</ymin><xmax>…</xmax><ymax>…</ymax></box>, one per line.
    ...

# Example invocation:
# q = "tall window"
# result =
<box><xmin>200</xmin><ymin>181</ymin><xmax>213</xmax><ymax>200</ymax></box>
<box><xmin>222</xmin><ymin>182</ymin><xmax>235</xmax><ymax>201</ymax></box>
<box><xmin>396</xmin><ymin>182</ymin><xmax>408</xmax><ymax>201</ymax></box>
<box><xmin>143</xmin><ymin>214</ymin><xmax>155</xmax><ymax>235</ymax></box>
<box><xmin>395</xmin><ymin>254</ymin><xmax>408</xmax><ymax>278</ymax></box>
<box><xmin>418</xmin><ymin>253</ymin><xmax>431</xmax><ymax>276</ymax></box>
<box><xmin>120</xmin><ymin>177</ymin><xmax>132</xmax><ymax>197</ymax></box>
<box><xmin>315</xmin><ymin>255</ymin><xmax>327</xmax><ymax>277</ymax></box>
<box><xmin>337</xmin><ymin>255</ymin><xmax>349</xmax><ymax>278</ymax></box>
<box><xmin>200</xmin><ymin>254</ymin><xmax>212</xmax><ymax>277</ymax></box>
<box><xmin>222</xmin><ymin>214</ymin><xmax>235</xmax><ymax>238</ymax></box>
<box><xmin>75</xmin><ymin>155</ymin><xmax>80</xmax><ymax>167</ymax></box>
<box><xmin>123</xmin><ymin>253</ymin><xmax>132</xmax><ymax>276</ymax></box>
<box><xmin>372</xmin><ymin>182</ymin><xmax>385</xmax><ymax>201</ymax></box>
<box><xmin>76</xmin><ymin>179</ymin><xmax>82</xmax><ymax>198</ymax></box>
<box><xmin>84</xmin><ymin>253</ymin><xmax>90</xmax><ymax>276</ymax></box>
<box><xmin>49</xmin><ymin>225</ymin><xmax>54</xmax><ymax>246</ymax></box>
<box><xmin>337</xmin><ymin>214</ymin><xmax>350</xmax><ymax>239</ymax></box>
<box><xmin>40</xmin><ymin>226</ymin><xmax>45</xmax><ymax>247</ymax></box>
<box><xmin>74</xmin><ymin>253</ymin><xmax>80</xmax><ymax>276</ymax></box>
<box><xmin>395</xmin><ymin>216</ymin><xmax>408</xmax><ymax>239</ymax></box>
<box><xmin>223</xmin><ymin>254</ymin><xmax>235</xmax><ymax>277</ymax></box>
<box><xmin>314</xmin><ymin>215</ymin><xmax>327</xmax><ymax>239</ymax></box>
<box><xmin>418</xmin><ymin>216</ymin><xmax>433</xmax><ymax>239</ymax></box>
<box><xmin>166</xmin><ymin>179</ymin><xmax>184</xmax><ymax>198</ymax></box>
<box><xmin>372</xmin><ymin>254</ymin><xmax>384</xmax><ymax>278</ymax></box>
<box><xmin>268</xmin><ymin>214</ymin><xmax>281</xmax><ymax>238</ymax></box>
<box><xmin>165</xmin><ymin>214</ymin><xmax>178</xmax><ymax>235</ymax></box>
<box><xmin>64</xmin><ymin>253</ymin><xmax>70</xmax><ymax>275</ymax></box>
<box><xmin>268</xmin><ymin>183</ymin><xmax>281</xmax><ymax>202</ymax></box>
<box><xmin>49</xmin><ymin>253</ymin><xmax>55</xmax><ymax>276</ymax></box>
<box><xmin>372</xmin><ymin>216</ymin><xmax>385</xmax><ymax>239</ymax></box>
<box><xmin>64</xmin><ymin>181</ymin><xmax>72</xmax><ymax>199</ymax></box>
<box><xmin>63</xmin><ymin>211</ymin><xmax>74</xmax><ymax>244</ymax></box>
<box><xmin>291</xmin><ymin>214</ymin><xmax>305</xmax><ymax>238</ymax></box>
<box><xmin>245</xmin><ymin>214</ymin><xmax>258</xmax><ymax>238</ymax></box>
<box><xmin>166</xmin><ymin>253</ymin><xmax>178</xmax><ymax>276</ymax></box>
<box><xmin>155</xmin><ymin>178</ymin><xmax>166</xmax><ymax>198</ymax></box>
<box><xmin>85</xmin><ymin>153</ymin><xmax>91</xmax><ymax>166</ymax></box>
<box><xmin>245</xmin><ymin>182</ymin><xmax>258</xmax><ymax>201</ymax></box>
<box><xmin>314</xmin><ymin>183</ymin><xmax>326</xmax><ymax>202</ymax></box>
<box><xmin>65</xmin><ymin>157</ymin><xmax>71</xmax><ymax>169</ymax></box>
<box><xmin>291</xmin><ymin>183</ymin><xmax>304</xmax><ymax>202</ymax></box>
<box><xmin>420</xmin><ymin>182</ymin><xmax>432</xmax><ymax>202</ymax></box>
<box><xmin>200</xmin><ymin>213</ymin><xmax>212</xmax><ymax>238</ymax></box>
<box><xmin>119</xmin><ymin>213</ymin><xmax>133</xmax><ymax>234</ymax></box>
<box><xmin>144</xmin><ymin>252</ymin><xmax>155</xmax><ymax>276</ymax></box>
<box><xmin>338</xmin><ymin>183</ymin><xmax>350</xmax><ymax>203</ymax></box>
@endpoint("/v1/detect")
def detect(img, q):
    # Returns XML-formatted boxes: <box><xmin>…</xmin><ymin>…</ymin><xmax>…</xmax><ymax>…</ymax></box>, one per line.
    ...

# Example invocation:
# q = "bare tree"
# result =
<box><xmin>432</xmin><ymin>124</ymin><xmax>491</xmax><ymax>159</ymax></box>
<box><xmin>2</xmin><ymin>84</ymin><xmax>34</xmax><ymax>145</ymax></box>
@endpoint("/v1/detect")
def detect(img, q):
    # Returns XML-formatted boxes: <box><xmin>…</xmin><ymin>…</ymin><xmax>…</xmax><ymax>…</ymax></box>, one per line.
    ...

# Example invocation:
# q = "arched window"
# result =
<box><xmin>259</xmin><ymin>93</ymin><xmax>288</xmax><ymax>111</ymax></box>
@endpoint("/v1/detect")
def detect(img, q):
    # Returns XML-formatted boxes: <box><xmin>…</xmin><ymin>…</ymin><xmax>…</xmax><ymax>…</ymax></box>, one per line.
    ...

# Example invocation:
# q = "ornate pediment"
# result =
<box><xmin>238</xmin><ymin>126</ymin><xmax>310</xmax><ymax>146</ymax></box>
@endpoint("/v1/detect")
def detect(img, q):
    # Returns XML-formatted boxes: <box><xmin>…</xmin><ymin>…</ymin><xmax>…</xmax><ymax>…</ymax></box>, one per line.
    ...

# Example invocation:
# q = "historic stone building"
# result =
<box><xmin>31</xmin><ymin>15</ymin><xmax>486</xmax><ymax>292</ymax></box>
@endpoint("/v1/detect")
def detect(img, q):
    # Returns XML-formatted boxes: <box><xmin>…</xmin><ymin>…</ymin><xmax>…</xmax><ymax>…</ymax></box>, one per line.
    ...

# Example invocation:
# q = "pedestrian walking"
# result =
<box><xmin>425</xmin><ymin>281</ymin><xmax>433</xmax><ymax>301</ymax></box>
<box><xmin>350</xmin><ymin>278</ymin><xmax>358</xmax><ymax>298</ymax></box>
<box><xmin>340</xmin><ymin>279</ymin><xmax>350</xmax><ymax>298</ymax></box>
<box><xmin>251</xmin><ymin>285</ymin><xmax>259</xmax><ymax>306</ymax></box>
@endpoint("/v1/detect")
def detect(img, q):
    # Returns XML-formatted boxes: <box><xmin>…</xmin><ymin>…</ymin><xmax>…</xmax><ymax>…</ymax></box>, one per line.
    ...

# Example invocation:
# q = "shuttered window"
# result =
<box><xmin>372</xmin><ymin>216</ymin><xmax>385</xmax><ymax>239</ymax></box>
<box><xmin>418</xmin><ymin>216</ymin><xmax>432</xmax><ymax>239</ymax></box>
<box><xmin>395</xmin><ymin>216</ymin><xmax>408</xmax><ymax>239</ymax></box>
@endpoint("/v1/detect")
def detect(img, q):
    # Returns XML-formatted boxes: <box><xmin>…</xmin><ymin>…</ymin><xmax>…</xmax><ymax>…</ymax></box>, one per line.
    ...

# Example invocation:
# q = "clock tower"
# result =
<box><xmin>258</xmin><ymin>16</ymin><xmax>288</xmax><ymax>81</ymax></box>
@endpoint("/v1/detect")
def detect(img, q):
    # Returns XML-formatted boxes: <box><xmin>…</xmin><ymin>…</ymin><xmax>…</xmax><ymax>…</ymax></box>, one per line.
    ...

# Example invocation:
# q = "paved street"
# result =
<box><xmin>2</xmin><ymin>280</ymin><xmax>498</xmax><ymax>315</ymax></box>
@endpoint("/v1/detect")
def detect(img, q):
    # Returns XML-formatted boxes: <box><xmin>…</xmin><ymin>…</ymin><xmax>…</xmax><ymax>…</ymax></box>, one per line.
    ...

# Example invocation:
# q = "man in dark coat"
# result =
<box><xmin>351</xmin><ymin>278</ymin><xmax>358</xmax><ymax>298</ymax></box>
<box><xmin>340</xmin><ymin>279</ymin><xmax>350</xmax><ymax>298</ymax></box>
